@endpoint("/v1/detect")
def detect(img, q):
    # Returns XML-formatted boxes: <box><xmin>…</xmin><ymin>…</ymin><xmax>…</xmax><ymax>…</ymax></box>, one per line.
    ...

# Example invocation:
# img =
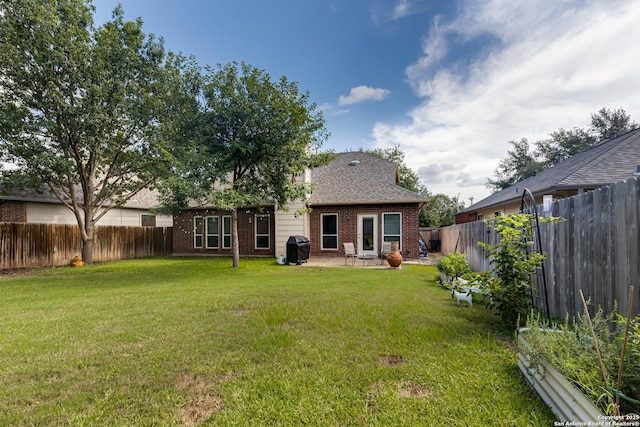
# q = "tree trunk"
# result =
<box><xmin>82</xmin><ymin>215</ymin><xmax>95</xmax><ymax>264</ymax></box>
<box><xmin>81</xmin><ymin>235</ymin><xmax>93</xmax><ymax>264</ymax></box>
<box><xmin>231</xmin><ymin>208</ymin><xmax>240</xmax><ymax>268</ymax></box>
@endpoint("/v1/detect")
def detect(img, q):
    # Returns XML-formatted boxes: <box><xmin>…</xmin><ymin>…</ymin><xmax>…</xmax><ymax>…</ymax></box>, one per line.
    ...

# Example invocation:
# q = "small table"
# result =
<box><xmin>360</xmin><ymin>254</ymin><xmax>378</xmax><ymax>266</ymax></box>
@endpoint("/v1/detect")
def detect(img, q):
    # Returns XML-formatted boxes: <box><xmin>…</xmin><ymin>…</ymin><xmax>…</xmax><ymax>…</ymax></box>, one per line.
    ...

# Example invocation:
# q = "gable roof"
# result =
<box><xmin>461</xmin><ymin>127</ymin><xmax>640</xmax><ymax>213</ymax></box>
<box><xmin>309</xmin><ymin>152</ymin><xmax>427</xmax><ymax>206</ymax></box>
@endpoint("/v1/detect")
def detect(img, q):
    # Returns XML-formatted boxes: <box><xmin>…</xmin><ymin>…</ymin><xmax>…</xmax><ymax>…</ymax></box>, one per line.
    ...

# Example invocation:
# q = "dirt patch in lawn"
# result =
<box><xmin>176</xmin><ymin>372</ymin><xmax>237</xmax><ymax>425</ymax></box>
<box><xmin>397</xmin><ymin>381</ymin><xmax>433</xmax><ymax>398</ymax></box>
<box><xmin>378</xmin><ymin>354</ymin><xmax>407</xmax><ymax>366</ymax></box>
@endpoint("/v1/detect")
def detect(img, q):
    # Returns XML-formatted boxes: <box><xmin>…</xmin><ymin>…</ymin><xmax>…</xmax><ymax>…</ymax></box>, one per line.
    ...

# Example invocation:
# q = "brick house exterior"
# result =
<box><xmin>0</xmin><ymin>200</ymin><xmax>27</xmax><ymax>222</ymax></box>
<box><xmin>308</xmin><ymin>203</ymin><xmax>421</xmax><ymax>258</ymax></box>
<box><xmin>173</xmin><ymin>207</ymin><xmax>276</xmax><ymax>257</ymax></box>
<box><xmin>172</xmin><ymin>152</ymin><xmax>428</xmax><ymax>260</ymax></box>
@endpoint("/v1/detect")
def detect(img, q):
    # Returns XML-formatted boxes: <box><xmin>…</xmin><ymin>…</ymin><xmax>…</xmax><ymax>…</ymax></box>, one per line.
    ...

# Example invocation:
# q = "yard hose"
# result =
<box><xmin>608</xmin><ymin>388</ymin><xmax>640</xmax><ymax>405</ymax></box>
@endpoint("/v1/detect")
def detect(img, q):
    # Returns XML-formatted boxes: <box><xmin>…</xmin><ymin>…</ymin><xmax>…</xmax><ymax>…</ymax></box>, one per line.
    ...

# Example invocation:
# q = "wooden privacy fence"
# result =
<box><xmin>0</xmin><ymin>223</ymin><xmax>173</xmax><ymax>269</ymax></box>
<box><xmin>441</xmin><ymin>177</ymin><xmax>640</xmax><ymax>320</ymax></box>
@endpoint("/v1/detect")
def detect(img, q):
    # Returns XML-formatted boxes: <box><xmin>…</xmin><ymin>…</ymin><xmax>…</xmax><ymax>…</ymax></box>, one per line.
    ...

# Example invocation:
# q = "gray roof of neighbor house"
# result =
<box><xmin>309</xmin><ymin>152</ymin><xmax>428</xmax><ymax>205</ymax></box>
<box><xmin>460</xmin><ymin>127</ymin><xmax>640</xmax><ymax>213</ymax></box>
<box><xmin>0</xmin><ymin>185</ymin><xmax>162</xmax><ymax>209</ymax></box>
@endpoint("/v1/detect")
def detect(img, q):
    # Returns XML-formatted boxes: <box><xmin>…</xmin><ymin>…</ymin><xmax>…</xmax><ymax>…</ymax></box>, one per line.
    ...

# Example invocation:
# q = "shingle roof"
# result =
<box><xmin>0</xmin><ymin>185</ymin><xmax>161</xmax><ymax>209</ymax></box>
<box><xmin>309</xmin><ymin>152</ymin><xmax>427</xmax><ymax>205</ymax></box>
<box><xmin>461</xmin><ymin>127</ymin><xmax>640</xmax><ymax>212</ymax></box>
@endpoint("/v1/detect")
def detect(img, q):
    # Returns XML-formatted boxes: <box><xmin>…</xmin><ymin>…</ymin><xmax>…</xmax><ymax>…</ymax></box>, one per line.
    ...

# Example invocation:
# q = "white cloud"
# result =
<box><xmin>338</xmin><ymin>85</ymin><xmax>391</xmax><ymax>106</ymax></box>
<box><xmin>392</xmin><ymin>0</ymin><xmax>410</xmax><ymax>20</ymax></box>
<box><xmin>370</xmin><ymin>0</ymin><xmax>640</xmax><ymax>204</ymax></box>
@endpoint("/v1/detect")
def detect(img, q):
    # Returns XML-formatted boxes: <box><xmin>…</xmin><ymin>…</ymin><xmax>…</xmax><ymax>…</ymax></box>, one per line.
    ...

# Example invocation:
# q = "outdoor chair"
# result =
<box><xmin>343</xmin><ymin>242</ymin><xmax>357</xmax><ymax>266</ymax></box>
<box><xmin>380</xmin><ymin>241</ymin><xmax>392</xmax><ymax>265</ymax></box>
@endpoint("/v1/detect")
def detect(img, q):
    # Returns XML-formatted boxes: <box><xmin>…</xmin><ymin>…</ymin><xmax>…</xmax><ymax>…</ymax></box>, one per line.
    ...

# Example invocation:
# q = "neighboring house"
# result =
<box><xmin>0</xmin><ymin>186</ymin><xmax>172</xmax><ymax>227</ymax></box>
<box><xmin>172</xmin><ymin>152</ymin><xmax>428</xmax><ymax>259</ymax></box>
<box><xmin>456</xmin><ymin>127</ymin><xmax>640</xmax><ymax>223</ymax></box>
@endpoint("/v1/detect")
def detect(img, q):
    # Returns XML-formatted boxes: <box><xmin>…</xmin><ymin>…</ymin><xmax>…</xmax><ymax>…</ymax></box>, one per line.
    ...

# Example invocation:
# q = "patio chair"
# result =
<box><xmin>380</xmin><ymin>241</ymin><xmax>392</xmax><ymax>265</ymax></box>
<box><xmin>343</xmin><ymin>242</ymin><xmax>357</xmax><ymax>266</ymax></box>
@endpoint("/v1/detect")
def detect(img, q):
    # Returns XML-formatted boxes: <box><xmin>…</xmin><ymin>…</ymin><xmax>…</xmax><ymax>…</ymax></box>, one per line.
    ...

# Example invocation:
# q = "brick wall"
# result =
<box><xmin>308</xmin><ymin>203</ymin><xmax>422</xmax><ymax>258</ymax></box>
<box><xmin>173</xmin><ymin>207</ymin><xmax>275</xmax><ymax>257</ymax></box>
<box><xmin>0</xmin><ymin>201</ymin><xmax>27</xmax><ymax>222</ymax></box>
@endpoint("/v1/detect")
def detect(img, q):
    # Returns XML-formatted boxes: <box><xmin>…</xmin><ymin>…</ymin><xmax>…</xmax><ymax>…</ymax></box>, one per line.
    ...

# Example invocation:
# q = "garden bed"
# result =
<box><xmin>518</xmin><ymin>328</ymin><xmax>605</xmax><ymax>423</ymax></box>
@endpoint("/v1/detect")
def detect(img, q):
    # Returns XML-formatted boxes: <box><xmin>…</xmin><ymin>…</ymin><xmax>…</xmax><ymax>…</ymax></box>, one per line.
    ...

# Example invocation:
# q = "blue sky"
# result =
<box><xmin>92</xmin><ymin>0</ymin><xmax>640</xmax><ymax>205</ymax></box>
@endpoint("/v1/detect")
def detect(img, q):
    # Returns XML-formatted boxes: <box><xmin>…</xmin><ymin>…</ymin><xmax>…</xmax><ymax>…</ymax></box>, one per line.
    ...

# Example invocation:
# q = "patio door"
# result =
<box><xmin>357</xmin><ymin>214</ymin><xmax>377</xmax><ymax>256</ymax></box>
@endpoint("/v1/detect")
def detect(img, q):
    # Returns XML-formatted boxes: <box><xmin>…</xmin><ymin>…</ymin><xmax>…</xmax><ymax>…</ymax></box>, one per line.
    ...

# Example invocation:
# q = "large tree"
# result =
<box><xmin>534</xmin><ymin>127</ymin><xmax>595</xmax><ymax>166</ymax></box>
<box><xmin>162</xmin><ymin>61</ymin><xmax>330</xmax><ymax>267</ymax></box>
<box><xmin>419</xmin><ymin>193</ymin><xmax>464</xmax><ymax>228</ymax></box>
<box><xmin>0</xmin><ymin>0</ymin><xmax>183</xmax><ymax>263</ymax></box>
<box><xmin>486</xmin><ymin>138</ymin><xmax>543</xmax><ymax>192</ymax></box>
<box><xmin>589</xmin><ymin>107</ymin><xmax>638</xmax><ymax>141</ymax></box>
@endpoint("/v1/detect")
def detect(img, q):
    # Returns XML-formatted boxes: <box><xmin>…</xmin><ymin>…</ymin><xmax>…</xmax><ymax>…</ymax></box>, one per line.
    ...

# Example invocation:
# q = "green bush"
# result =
<box><xmin>479</xmin><ymin>214</ymin><xmax>545</xmax><ymax>325</ymax></box>
<box><xmin>438</xmin><ymin>252</ymin><xmax>471</xmax><ymax>280</ymax></box>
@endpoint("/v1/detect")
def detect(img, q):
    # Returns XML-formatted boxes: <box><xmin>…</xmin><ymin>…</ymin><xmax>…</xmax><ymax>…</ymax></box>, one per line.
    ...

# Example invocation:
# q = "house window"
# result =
<box><xmin>141</xmin><ymin>214</ymin><xmax>156</xmax><ymax>227</ymax></box>
<box><xmin>194</xmin><ymin>217</ymin><xmax>203</xmax><ymax>248</ymax></box>
<box><xmin>206</xmin><ymin>216</ymin><xmax>219</xmax><ymax>248</ymax></box>
<box><xmin>382</xmin><ymin>213</ymin><xmax>402</xmax><ymax>249</ymax></box>
<box><xmin>477</xmin><ymin>214</ymin><xmax>484</xmax><ymax>221</ymax></box>
<box><xmin>255</xmin><ymin>214</ymin><xmax>270</xmax><ymax>249</ymax></box>
<box><xmin>321</xmin><ymin>213</ymin><xmax>338</xmax><ymax>250</ymax></box>
<box><xmin>222</xmin><ymin>215</ymin><xmax>232</xmax><ymax>249</ymax></box>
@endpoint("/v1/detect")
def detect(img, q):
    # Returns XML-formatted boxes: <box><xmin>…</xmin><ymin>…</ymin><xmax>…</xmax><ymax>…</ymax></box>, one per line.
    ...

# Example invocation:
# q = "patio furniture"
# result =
<box><xmin>343</xmin><ymin>242</ymin><xmax>357</xmax><ymax>266</ymax></box>
<box><xmin>380</xmin><ymin>241</ymin><xmax>392</xmax><ymax>265</ymax></box>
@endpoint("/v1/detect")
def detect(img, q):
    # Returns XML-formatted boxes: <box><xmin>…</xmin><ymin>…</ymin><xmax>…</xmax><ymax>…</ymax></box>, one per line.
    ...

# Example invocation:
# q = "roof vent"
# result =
<box><xmin>348</xmin><ymin>160</ymin><xmax>360</xmax><ymax>166</ymax></box>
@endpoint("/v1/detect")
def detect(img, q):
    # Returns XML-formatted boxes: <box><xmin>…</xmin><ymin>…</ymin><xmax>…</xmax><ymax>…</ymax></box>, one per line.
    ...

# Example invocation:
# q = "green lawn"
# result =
<box><xmin>0</xmin><ymin>258</ymin><xmax>555</xmax><ymax>426</ymax></box>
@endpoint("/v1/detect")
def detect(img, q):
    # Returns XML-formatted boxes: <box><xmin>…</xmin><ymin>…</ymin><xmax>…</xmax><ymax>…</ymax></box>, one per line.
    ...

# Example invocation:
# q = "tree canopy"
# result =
<box><xmin>486</xmin><ymin>107</ymin><xmax>638</xmax><ymax>193</ymax></box>
<box><xmin>0</xmin><ymin>0</ymin><xmax>183</xmax><ymax>263</ymax></box>
<box><xmin>161</xmin><ymin>61</ymin><xmax>330</xmax><ymax>267</ymax></box>
<box><xmin>419</xmin><ymin>193</ymin><xmax>465</xmax><ymax>228</ymax></box>
<box><xmin>361</xmin><ymin>146</ymin><xmax>462</xmax><ymax>227</ymax></box>
<box><xmin>359</xmin><ymin>146</ymin><xmax>427</xmax><ymax>195</ymax></box>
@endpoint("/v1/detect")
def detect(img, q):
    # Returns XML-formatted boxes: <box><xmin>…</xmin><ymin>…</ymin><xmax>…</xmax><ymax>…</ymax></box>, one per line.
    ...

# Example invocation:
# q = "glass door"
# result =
<box><xmin>357</xmin><ymin>214</ymin><xmax>377</xmax><ymax>256</ymax></box>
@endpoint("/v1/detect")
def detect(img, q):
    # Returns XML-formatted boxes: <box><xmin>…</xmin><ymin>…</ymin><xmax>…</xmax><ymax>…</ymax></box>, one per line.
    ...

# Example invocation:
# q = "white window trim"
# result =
<box><xmin>222</xmin><ymin>215</ymin><xmax>232</xmax><ymax>249</ymax></box>
<box><xmin>255</xmin><ymin>214</ymin><xmax>270</xmax><ymax>250</ymax></box>
<box><xmin>382</xmin><ymin>212</ymin><xmax>402</xmax><ymax>251</ymax></box>
<box><xmin>320</xmin><ymin>213</ymin><xmax>338</xmax><ymax>250</ymax></box>
<box><xmin>205</xmin><ymin>216</ymin><xmax>220</xmax><ymax>249</ymax></box>
<box><xmin>194</xmin><ymin>216</ymin><xmax>203</xmax><ymax>248</ymax></box>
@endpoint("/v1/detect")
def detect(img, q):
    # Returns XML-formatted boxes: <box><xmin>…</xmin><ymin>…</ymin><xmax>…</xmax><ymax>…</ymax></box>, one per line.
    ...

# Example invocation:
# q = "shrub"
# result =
<box><xmin>479</xmin><ymin>213</ymin><xmax>545</xmax><ymax>325</ymax></box>
<box><xmin>438</xmin><ymin>252</ymin><xmax>471</xmax><ymax>280</ymax></box>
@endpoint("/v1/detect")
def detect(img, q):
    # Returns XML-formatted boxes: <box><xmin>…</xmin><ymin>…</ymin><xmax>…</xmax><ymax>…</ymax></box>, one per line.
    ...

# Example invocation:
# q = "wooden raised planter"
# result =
<box><xmin>517</xmin><ymin>328</ymin><xmax>605</xmax><ymax>423</ymax></box>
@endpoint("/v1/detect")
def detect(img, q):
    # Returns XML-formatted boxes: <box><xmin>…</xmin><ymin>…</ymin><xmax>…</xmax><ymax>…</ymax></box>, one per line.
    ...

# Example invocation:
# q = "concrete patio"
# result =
<box><xmin>294</xmin><ymin>252</ymin><xmax>444</xmax><ymax>268</ymax></box>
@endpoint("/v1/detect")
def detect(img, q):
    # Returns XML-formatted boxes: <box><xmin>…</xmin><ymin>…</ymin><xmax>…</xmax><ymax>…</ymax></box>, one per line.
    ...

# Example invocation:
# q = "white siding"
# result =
<box><xmin>26</xmin><ymin>202</ymin><xmax>172</xmax><ymax>227</ymax></box>
<box><xmin>274</xmin><ymin>169</ymin><xmax>311</xmax><ymax>257</ymax></box>
<box><xmin>274</xmin><ymin>201</ymin><xmax>309</xmax><ymax>258</ymax></box>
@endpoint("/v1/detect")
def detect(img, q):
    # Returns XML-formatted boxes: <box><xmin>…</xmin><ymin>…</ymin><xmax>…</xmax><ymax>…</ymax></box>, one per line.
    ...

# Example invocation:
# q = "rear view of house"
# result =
<box><xmin>172</xmin><ymin>152</ymin><xmax>428</xmax><ymax>260</ymax></box>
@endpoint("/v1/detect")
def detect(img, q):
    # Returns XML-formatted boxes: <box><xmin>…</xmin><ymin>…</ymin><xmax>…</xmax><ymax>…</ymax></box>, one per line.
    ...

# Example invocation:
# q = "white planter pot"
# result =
<box><xmin>517</xmin><ymin>328</ymin><xmax>605</xmax><ymax>423</ymax></box>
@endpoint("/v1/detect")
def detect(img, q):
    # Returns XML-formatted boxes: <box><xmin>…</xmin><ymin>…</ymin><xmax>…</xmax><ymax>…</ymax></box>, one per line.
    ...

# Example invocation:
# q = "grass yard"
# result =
<box><xmin>0</xmin><ymin>258</ymin><xmax>556</xmax><ymax>426</ymax></box>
